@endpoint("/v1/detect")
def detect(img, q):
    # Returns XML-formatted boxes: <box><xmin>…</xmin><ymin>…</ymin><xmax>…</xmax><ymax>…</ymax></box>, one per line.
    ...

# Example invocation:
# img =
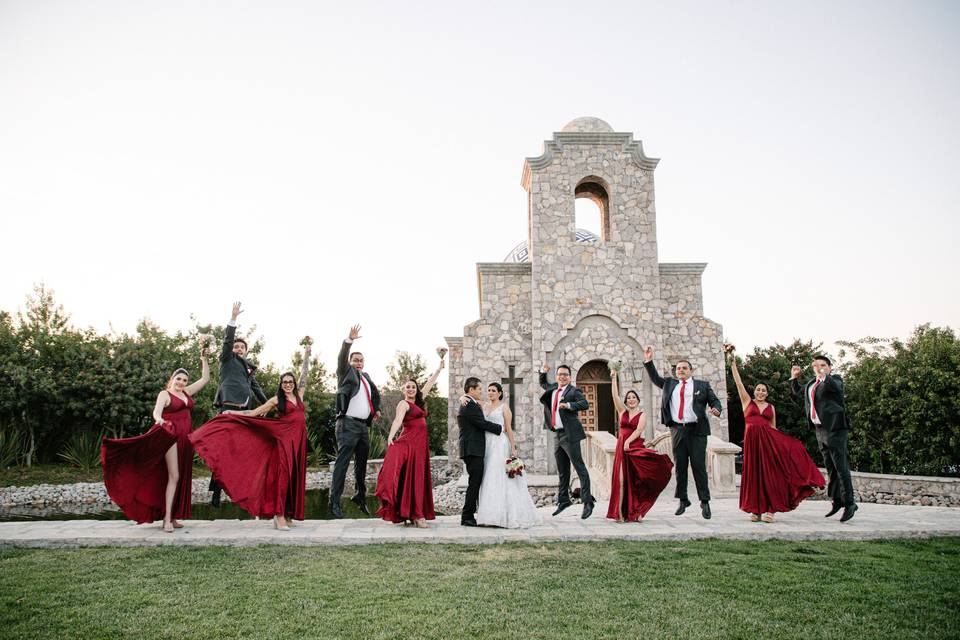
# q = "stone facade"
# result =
<box><xmin>446</xmin><ymin>117</ymin><xmax>729</xmax><ymax>475</ymax></box>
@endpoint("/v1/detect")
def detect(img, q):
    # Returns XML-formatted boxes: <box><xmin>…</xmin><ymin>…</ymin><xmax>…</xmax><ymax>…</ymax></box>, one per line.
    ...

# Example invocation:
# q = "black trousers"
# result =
<box><xmin>671</xmin><ymin>424</ymin><xmax>710</xmax><ymax>503</ymax></box>
<box><xmin>329</xmin><ymin>416</ymin><xmax>370</xmax><ymax>505</ymax></box>
<box><xmin>209</xmin><ymin>404</ymin><xmax>247</xmax><ymax>497</ymax></box>
<box><xmin>555</xmin><ymin>431</ymin><xmax>592</xmax><ymax>504</ymax></box>
<box><xmin>816</xmin><ymin>426</ymin><xmax>855</xmax><ymax>506</ymax></box>
<box><xmin>461</xmin><ymin>455</ymin><xmax>484</xmax><ymax>522</ymax></box>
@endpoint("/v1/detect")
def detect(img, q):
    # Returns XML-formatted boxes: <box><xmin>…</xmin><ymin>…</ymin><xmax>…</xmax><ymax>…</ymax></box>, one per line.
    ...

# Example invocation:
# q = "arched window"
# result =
<box><xmin>574</xmin><ymin>176</ymin><xmax>610</xmax><ymax>241</ymax></box>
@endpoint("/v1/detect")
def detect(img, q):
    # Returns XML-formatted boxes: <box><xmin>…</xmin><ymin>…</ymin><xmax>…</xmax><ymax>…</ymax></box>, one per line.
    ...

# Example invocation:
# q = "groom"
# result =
<box><xmin>457</xmin><ymin>376</ymin><xmax>504</xmax><ymax>526</ymax></box>
<box><xmin>643</xmin><ymin>345</ymin><xmax>722</xmax><ymax>519</ymax></box>
<box><xmin>539</xmin><ymin>363</ymin><xmax>595</xmax><ymax>519</ymax></box>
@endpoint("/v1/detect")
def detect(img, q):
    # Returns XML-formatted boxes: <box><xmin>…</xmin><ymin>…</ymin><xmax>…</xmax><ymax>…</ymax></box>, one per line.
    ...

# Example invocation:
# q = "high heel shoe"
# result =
<box><xmin>414</xmin><ymin>518</ymin><xmax>429</xmax><ymax>529</ymax></box>
<box><xmin>163</xmin><ymin>521</ymin><xmax>174</xmax><ymax>533</ymax></box>
<box><xmin>273</xmin><ymin>516</ymin><xmax>290</xmax><ymax>531</ymax></box>
<box><xmin>172</xmin><ymin>520</ymin><xmax>184</xmax><ymax>529</ymax></box>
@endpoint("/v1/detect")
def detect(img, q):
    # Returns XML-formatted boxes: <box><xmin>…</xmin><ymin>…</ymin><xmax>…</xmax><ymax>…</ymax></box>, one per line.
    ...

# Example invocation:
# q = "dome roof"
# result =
<box><xmin>560</xmin><ymin>117</ymin><xmax>614</xmax><ymax>133</ymax></box>
<box><xmin>504</xmin><ymin>229</ymin><xmax>599</xmax><ymax>263</ymax></box>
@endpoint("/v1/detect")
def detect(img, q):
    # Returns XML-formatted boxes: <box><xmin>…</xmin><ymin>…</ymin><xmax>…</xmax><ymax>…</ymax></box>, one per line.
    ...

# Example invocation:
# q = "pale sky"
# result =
<box><xmin>1</xmin><ymin>1</ymin><xmax>958</xmax><ymax>393</ymax></box>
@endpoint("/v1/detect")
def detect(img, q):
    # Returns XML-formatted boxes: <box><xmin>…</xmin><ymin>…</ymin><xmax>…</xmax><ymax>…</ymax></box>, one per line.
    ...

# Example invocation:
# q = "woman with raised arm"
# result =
<box><xmin>374</xmin><ymin>357</ymin><xmax>444</xmax><ymax>528</ymax></box>
<box><xmin>605</xmin><ymin>367</ymin><xmax>673</xmax><ymax>522</ymax></box>
<box><xmin>102</xmin><ymin>346</ymin><xmax>211</xmax><ymax>532</ymax></box>
<box><xmin>726</xmin><ymin>343</ymin><xmax>824</xmax><ymax>523</ymax></box>
<box><xmin>474</xmin><ymin>382</ymin><xmax>539</xmax><ymax>528</ymax></box>
<box><xmin>190</xmin><ymin>339</ymin><xmax>312</xmax><ymax>531</ymax></box>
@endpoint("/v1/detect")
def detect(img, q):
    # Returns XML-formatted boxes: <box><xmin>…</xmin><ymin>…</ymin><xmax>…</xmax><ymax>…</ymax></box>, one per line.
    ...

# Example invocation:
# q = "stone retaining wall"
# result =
<box><xmin>810</xmin><ymin>470</ymin><xmax>960</xmax><ymax>508</ymax></box>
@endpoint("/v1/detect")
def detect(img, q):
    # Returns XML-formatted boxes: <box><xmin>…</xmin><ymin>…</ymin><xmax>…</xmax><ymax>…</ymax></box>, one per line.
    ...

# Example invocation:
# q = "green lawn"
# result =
<box><xmin>1</xmin><ymin>538</ymin><xmax>958</xmax><ymax>639</ymax></box>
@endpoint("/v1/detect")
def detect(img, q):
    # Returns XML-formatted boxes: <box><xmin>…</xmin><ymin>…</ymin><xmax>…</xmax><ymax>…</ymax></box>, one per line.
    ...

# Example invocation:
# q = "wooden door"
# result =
<box><xmin>580</xmin><ymin>383</ymin><xmax>597</xmax><ymax>430</ymax></box>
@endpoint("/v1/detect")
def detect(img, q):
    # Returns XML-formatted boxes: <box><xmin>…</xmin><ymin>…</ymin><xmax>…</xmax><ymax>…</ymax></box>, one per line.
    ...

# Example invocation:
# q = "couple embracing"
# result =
<box><xmin>457</xmin><ymin>377</ymin><xmax>539</xmax><ymax>528</ymax></box>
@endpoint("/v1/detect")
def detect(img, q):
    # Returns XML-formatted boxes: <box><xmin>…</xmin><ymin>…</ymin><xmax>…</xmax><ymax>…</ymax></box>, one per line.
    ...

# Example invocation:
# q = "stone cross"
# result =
<box><xmin>501</xmin><ymin>365</ymin><xmax>524</xmax><ymax>417</ymax></box>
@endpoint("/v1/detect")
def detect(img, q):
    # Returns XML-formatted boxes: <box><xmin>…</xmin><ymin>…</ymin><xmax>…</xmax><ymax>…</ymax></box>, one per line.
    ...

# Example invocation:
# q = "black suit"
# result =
<box><xmin>457</xmin><ymin>398</ymin><xmax>503</xmax><ymax>522</ymax></box>
<box><xmin>214</xmin><ymin>324</ymin><xmax>267</xmax><ymax>409</ymax></box>
<box><xmin>644</xmin><ymin>361</ymin><xmax>722</xmax><ymax>503</ymax></box>
<box><xmin>539</xmin><ymin>372</ymin><xmax>593</xmax><ymax>505</ymax></box>
<box><xmin>330</xmin><ymin>340</ymin><xmax>382</xmax><ymax>507</ymax></box>
<box><xmin>792</xmin><ymin>375</ymin><xmax>855</xmax><ymax>507</ymax></box>
<box><xmin>209</xmin><ymin>323</ymin><xmax>268</xmax><ymax>499</ymax></box>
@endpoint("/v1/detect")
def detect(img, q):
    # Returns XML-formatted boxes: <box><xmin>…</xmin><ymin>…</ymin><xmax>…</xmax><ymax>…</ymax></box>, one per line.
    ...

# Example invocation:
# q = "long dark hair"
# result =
<box><xmin>403</xmin><ymin>378</ymin><xmax>425</xmax><ymax>410</ymax></box>
<box><xmin>276</xmin><ymin>372</ymin><xmax>300</xmax><ymax>415</ymax></box>
<box><xmin>488</xmin><ymin>382</ymin><xmax>504</xmax><ymax>401</ymax></box>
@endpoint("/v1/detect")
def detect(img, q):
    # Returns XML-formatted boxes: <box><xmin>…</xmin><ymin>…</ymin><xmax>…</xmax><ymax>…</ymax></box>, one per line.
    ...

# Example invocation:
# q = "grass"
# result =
<box><xmin>1</xmin><ymin>538</ymin><xmax>958</xmax><ymax>639</ymax></box>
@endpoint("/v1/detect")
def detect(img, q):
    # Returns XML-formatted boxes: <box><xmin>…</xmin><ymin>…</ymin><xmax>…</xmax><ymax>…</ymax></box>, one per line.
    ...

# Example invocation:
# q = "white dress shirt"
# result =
<box><xmin>346</xmin><ymin>372</ymin><xmax>372</xmax><ymax>420</ymax></box>
<box><xmin>670</xmin><ymin>378</ymin><xmax>697</xmax><ymax>423</ymax></box>
<box><xmin>552</xmin><ymin>386</ymin><xmax>568</xmax><ymax>430</ymax></box>
<box><xmin>809</xmin><ymin>377</ymin><xmax>824</xmax><ymax>425</ymax></box>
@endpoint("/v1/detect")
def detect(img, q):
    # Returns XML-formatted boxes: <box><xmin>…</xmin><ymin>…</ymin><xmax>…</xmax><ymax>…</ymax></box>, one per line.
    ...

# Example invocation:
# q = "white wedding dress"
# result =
<box><xmin>474</xmin><ymin>404</ymin><xmax>540</xmax><ymax>528</ymax></box>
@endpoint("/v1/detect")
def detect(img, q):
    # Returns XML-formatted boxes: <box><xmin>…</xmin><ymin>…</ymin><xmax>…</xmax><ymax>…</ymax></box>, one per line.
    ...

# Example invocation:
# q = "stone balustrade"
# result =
<box><xmin>581</xmin><ymin>431</ymin><xmax>619</xmax><ymax>500</ymax></box>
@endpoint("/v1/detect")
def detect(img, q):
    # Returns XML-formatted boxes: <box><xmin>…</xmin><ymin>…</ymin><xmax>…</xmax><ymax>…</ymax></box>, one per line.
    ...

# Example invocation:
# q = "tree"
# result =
<box><xmin>840</xmin><ymin>325</ymin><xmax>960</xmax><ymax>476</ymax></box>
<box><xmin>384</xmin><ymin>351</ymin><xmax>439</xmax><ymax>396</ymax></box>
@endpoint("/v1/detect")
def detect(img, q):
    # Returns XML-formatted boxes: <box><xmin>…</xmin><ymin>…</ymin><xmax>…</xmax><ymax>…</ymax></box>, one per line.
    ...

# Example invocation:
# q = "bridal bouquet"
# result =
<box><xmin>505</xmin><ymin>456</ymin><xmax>525</xmax><ymax>478</ymax></box>
<box><xmin>609</xmin><ymin>360</ymin><xmax>623</xmax><ymax>373</ymax></box>
<box><xmin>300</xmin><ymin>335</ymin><xmax>314</xmax><ymax>348</ymax></box>
<box><xmin>436</xmin><ymin>346</ymin><xmax>448</xmax><ymax>360</ymax></box>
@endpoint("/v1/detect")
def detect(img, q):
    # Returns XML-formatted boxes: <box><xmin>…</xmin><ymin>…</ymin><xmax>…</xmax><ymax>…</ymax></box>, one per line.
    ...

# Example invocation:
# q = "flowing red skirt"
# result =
<box><xmin>374</xmin><ymin>423</ymin><xmax>435</xmax><ymax>522</ymax></box>
<box><xmin>101</xmin><ymin>423</ymin><xmax>187</xmax><ymax>524</ymax></box>
<box><xmin>606</xmin><ymin>426</ymin><xmax>674</xmax><ymax>521</ymax></box>
<box><xmin>739</xmin><ymin>422</ymin><xmax>825</xmax><ymax>514</ymax></box>
<box><xmin>189</xmin><ymin>413</ymin><xmax>307</xmax><ymax>520</ymax></box>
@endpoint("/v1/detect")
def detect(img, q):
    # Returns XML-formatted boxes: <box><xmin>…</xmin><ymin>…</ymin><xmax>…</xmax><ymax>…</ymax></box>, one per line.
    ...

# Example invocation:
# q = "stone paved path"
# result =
<box><xmin>2</xmin><ymin>498</ymin><xmax>959</xmax><ymax>548</ymax></box>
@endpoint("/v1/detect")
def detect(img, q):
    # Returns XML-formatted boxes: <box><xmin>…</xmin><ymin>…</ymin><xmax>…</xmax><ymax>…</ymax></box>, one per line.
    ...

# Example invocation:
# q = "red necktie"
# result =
<box><xmin>551</xmin><ymin>388</ymin><xmax>562</xmax><ymax>428</ymax></box>
<box><xmin>678</xmin><ymin>380</ymin><xmax>687</xmax><ymax>422</ymax></box>
<box><xmin>360</xmin><ymin>374</ymin><xmax>374</xmax><ymax>415</ymax></box>
<box><xmin>810</xmin><ymin>379</ymin><xmax>821</xmax><ymax>421</ymax></box>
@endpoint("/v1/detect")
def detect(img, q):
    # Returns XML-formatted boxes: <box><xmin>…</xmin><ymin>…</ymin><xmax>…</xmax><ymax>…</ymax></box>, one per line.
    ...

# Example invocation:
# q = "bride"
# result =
<box><xmin>474</xmin><ymin>382</ymin><xmax>540</xmax><ymax>528</ymax></box>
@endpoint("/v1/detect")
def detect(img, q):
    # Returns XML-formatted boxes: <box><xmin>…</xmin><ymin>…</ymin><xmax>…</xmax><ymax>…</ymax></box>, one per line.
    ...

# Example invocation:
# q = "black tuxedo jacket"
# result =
<box><xmin>792</xmin><ymin>375</ymin><xmax>850</xmax><ymax>432</ymax></box>
<box><xmin>539</xmin><ymin>372</ymin><xmax>590</xmax><ymax>443</ymax></box>
<box><xmin>214</xmin><ymin>323</ymin><xmax>267</xmax><ymax>408</ymax></box>
<box><xmin>457</xmin><ymin>398</ymin><xmax>503</xmax><ymax>458</ymax></box>
<box><xmin>643</xmin><ymin>360</ymin><xmax>721</xmax><ymax>437</ymax></box>
<box><xmin>335</xmin><ymin>340</ymin><xmax>381</xmax><ymax>425</ymax></box>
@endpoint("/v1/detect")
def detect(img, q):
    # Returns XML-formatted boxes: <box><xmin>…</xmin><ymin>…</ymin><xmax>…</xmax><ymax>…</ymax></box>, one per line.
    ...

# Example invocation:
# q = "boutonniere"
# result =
<box><xmin>694</xmin><ymin>390</ymin><xmax>701</xmax><ymax>395</ymax></box>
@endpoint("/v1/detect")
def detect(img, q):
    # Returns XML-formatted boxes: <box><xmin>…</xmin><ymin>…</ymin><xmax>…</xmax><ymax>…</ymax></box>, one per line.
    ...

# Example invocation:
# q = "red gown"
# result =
<box><xmin>606</xmin><ymin>411</ymin><xmax>674</xmax><ymax>521</ymax></box>
<box><xmin>189</xmin><ymin>399</ymin><xmax>307</xmax><ymax>520</ymax></box>
<box><xmin>374</xmin><ymin>401</ymin><xmax>435</xmax><ymax>522</ymax></box>
<box><xmin>739</xmin><ymin>400</ymin><xmax>826</xmax><ymax>514</ymax></box>
<box><xmin>101</xmin><ymin>393</ymin><xmax>195</xmax><ymax>524</ymax></box>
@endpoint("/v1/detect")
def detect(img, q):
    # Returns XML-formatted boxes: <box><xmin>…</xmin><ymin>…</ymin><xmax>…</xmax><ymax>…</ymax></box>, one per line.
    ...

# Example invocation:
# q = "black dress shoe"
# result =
<box><xmin>552</xmin><ymin>501</ymin><xmax>573</xmax><ymax>516</ymax></box>
<box><xmin>701</xmin><ymin>501</ymin><xmax>711</xmax><ymax>520</ymax></box>
<box><xmin>840</xmin><ymin>504</ymin><xmax>858</xmax><ymax>522</ymax></box>
<box><xmin>825</xmin><ymin>502</ymin><xmax>843</xmax><ymax>518</ymax></box>
<box><xmin>329</xmin><ymin>502</ymin><xmax>344</xmax><ymax>519</ymax></box>
<box><xmin>350</xmin><ymin>494</ymin><xmax>370</xmax><ymax>516</ymax></box>
<box><xmin>675</xmin><ymin>500</ymin><xmax>691</xmax><ymax>516</ymax></box>
<box><xmin>581</xmin><ymin>498</ymin><xmax>596</xmax><ymax>519</ymax></box>
<box><xmin>461</xmin><ymin>518</ymin><xmax>478</xmax><ymax>527</ymax></box>
<box><xmin>210</xmin><ymin>490</ymin><xmax>221</xmax><ymax>509</ymax></box>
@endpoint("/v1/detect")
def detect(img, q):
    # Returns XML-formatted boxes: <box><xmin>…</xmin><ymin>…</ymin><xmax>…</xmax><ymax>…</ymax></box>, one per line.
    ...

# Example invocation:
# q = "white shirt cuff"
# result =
<box><xmin>227</xmin><ymin>319</ymin><xmax>237</xmax><ymax>327</ymax></box>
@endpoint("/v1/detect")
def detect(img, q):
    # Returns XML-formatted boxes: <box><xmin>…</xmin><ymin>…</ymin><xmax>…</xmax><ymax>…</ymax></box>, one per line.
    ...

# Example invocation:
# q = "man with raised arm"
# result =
<box><xmin>539</xmin><ymin>363</ymin><xmax>595</xmax><ymax>519</ymax></box>
<box><xmin>329</xmin><ymin>324</ymin><xmax>381</xmax><ymax>519</ymax></box>
<box><xmin>209</xmin><ymin>301</ymin><xmax>268</xmax><ymax>508</ymax></box>
<box><xmin>791</xmin><ymin>356</ymin><xmax>856</xmax><ymax>522</ymax></box>
<box><xmin>643</xmin><ymin>345</ymin><xmax>722</xmax><ymax>519</ymax></box>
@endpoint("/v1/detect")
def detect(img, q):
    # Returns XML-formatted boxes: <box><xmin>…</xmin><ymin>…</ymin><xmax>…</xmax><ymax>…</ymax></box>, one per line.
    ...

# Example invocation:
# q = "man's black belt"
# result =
<box><xmin>670</xmin><ymin>421</ymin><xmax>699</xmax><ymax>427</ymax></box>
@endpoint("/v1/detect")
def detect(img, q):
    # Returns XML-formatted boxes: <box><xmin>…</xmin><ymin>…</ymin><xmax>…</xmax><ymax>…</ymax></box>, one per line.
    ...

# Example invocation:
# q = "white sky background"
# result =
<box><xmin>1</xmin><ymin>1</ymin><xmax>958</xmax><ymax>393</ymax></box>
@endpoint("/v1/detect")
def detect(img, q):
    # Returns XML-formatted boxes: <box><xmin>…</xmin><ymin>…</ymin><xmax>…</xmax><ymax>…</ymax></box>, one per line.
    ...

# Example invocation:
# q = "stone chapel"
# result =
<box><xmin>445</xmin><ymin>117</ymin><xmax>730</xmax><ymax>476</ymax></box>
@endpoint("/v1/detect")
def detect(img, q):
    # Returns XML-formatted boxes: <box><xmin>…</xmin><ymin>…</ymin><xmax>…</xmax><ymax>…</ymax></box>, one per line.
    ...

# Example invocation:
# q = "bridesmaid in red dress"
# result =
<box><xmin>374</xmin><ymin>357</ymin><xmax>444</xmax><ymax>528</ymax></box>
<box><xmin>606</xmin><ymin>368</ymin><xmax>674</xmax><ymax>522</ymax></box>
<box><xmin>101</xmin><ymin>348</ymin><xmax>210</xmax><ymax>532</ymax></box>
<box><xmin>725</xmin><ymin>344</ymin><xmax>825</xmax><ymax>523</ymax></box>
<box><xmin>190</xmin><ymin>340</ymin><xmax>312</xmax><ymax>531</ymax></box>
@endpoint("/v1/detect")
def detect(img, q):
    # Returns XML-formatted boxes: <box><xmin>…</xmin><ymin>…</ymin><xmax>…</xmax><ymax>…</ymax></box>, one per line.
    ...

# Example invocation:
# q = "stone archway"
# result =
<box><xmin>577</xmin><ymin>359</ymin><xmax>616</xmax><ymax>435</ymax></box>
